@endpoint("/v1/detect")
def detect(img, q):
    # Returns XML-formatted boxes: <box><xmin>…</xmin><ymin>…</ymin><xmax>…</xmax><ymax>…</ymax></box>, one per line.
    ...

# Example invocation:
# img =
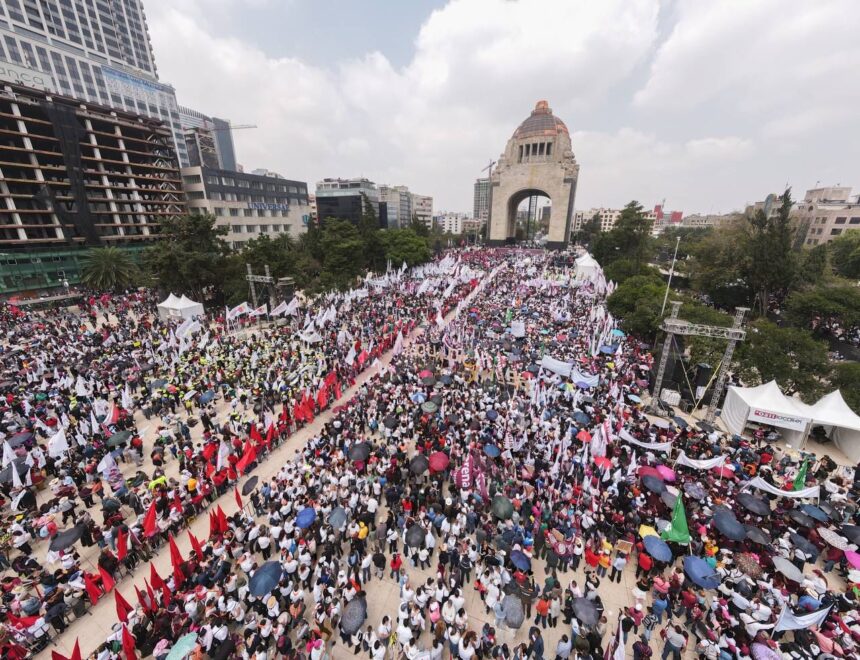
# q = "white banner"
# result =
<box><xmin>540</xmin><ymin>355</ymin><xmax>572</xmax><ymax>377</ymax></box>
<box><xmin>618</xmin><ymin>428</ymin><xmax>673</xmax><ymax>452</ymax></box>
<box><xmin>744</xmin><ymin>476</ymin><xmax>820</xmax><ymax>500</ymax></box>
<box><xmin>511</xmin><ymin>320</ymin><xmax>526</xmax><ymax>338</ymax></box>
<box><xmin>774</xmin><ymin>605</ymin><xmax>831</xmax><ymax>632</ymax></box>
<box><xmin>748</xmin><ymin>407</ymin><xmax>808</xmax><ymax>432</ymax></box>
<box><xmin>571</xmin><ymin>368</ymin><xmax>600</xmax><ymax>388</ymax></box>
<box><xmin>674</xmin><ymin>452</ymin><xmax>727</xmax><ymax>470</ymax></box>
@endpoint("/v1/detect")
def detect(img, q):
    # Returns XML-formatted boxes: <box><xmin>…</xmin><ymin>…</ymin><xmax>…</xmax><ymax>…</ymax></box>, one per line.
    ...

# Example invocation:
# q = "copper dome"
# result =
<box><xmin>512</xmin><ymin>100</ymin><xmax>569</xmax><ymax>139</ymax></box>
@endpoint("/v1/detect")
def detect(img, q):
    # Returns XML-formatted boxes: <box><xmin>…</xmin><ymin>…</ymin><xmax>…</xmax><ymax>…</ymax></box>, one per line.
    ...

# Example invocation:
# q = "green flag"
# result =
<box><xmin>793</xmin><ymin>458</ymin><xmax>809</xmax><ymax>490</ymax></box>
<box><xmin>661</xmin><ymin>492</ymin><xmax>691</xmax><ymax>545</ymax></box>
<box><xmin>505</xmin><ymin>308</ymin><xmax>513</xmax><ymax>323</ymax></box>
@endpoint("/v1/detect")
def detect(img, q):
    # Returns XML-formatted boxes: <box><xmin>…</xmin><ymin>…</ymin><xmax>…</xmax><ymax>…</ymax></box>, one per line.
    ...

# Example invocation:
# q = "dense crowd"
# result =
<box><xmin>0</xmin><ymin>248</ymin><xmax>858</xmax><ymax>660</ymax></box>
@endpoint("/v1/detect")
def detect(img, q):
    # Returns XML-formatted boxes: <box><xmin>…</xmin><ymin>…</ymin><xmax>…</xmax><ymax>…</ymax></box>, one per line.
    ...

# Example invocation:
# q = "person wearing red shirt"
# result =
<box><xmin>637</xmin><ymin>550</ymin><xmax>653</xmax><ymax>577</ymax></box>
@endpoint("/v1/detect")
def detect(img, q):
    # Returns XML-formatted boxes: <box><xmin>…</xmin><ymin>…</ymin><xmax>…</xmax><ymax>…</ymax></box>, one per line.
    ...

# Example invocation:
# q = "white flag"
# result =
<box><xmin>48</xmin><ymin>427</ymin><xmax>70</xmax><ymax>458</ymax></box>
<box><xmin>392</xmin><ymin>331</ymin><xmax>404</xmax><ymax>357</ymax></box>
<box><xmin>774</xmin><ymin>605</ymin><xmax>831</xmax><ymax>632</ymax></box>
<box><xmin>345</xmin><ymin>345</ymin><xmax>356</xmax><ymax>366</ymax></box>
<box><xmin>270</xmin><ymin>300</ymin><xmax>288</xmax><ymax>317</ymax></box>
<box><xmin>216</xmin><ymin>440</ymin><xmax>231</xmax><ymax>471</ymax></box>
<box><xmin>122</xmin><ymin>385</ymin><xmax>134</xmax><ymax>411</ymax></box>
<box><xmin>227</xmin><ymin>302</ymin><xmax>251</xmax><ymax>320</ymax></box>
<box><xmin>250</xmin><ymin>303</ymin><xmax>268</xmax><ymax>317</ymax></box>
<box><xmin>96</xmin><ymin>451</ymin><xmax>117</xmax><ymax>475</ymax></box>
<box><xmin>2</xmin><ymin>441</ymin><xmax>16</xmax><ymax>468</ymax></box>
<box><xmin>11</xmin><ymin>459</ymin><xmax>23</xmax><ymax>489</ymax></box>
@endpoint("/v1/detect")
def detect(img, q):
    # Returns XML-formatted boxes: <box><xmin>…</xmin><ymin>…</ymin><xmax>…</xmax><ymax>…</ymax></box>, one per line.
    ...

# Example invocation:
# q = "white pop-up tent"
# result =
<box><xmin>806</xmin><ymin>390</ymin><xmax>860</xmax><ymax>462</ymax></box>
<box><xmin>574</xmin><ymin>253</ymin><xmax>601</xmax><ymax>282</ymax></box>
<box><xmin>157</xmin><ymin>293</ymin><xmax>204</xmax><ymax>321</ymax></box>
<box><xmin>721</xmin><ymin>380</ymin><xmax>811</xmax><ymax>446</ymax></box>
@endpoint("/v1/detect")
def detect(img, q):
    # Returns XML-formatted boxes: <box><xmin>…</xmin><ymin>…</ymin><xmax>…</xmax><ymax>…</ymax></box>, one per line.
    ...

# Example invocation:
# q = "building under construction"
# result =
<box><xmin>0</xmin><ymin>82</ymin><xmax>185</xmax><ymax>293</ymax></box>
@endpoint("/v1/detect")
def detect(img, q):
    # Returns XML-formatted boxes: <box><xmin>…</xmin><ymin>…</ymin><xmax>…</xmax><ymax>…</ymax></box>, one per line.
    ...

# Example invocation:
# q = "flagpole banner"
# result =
<box><xmin>674</xmin><ymin>452</ymin><xmax>727</xmax><ymax>470</ymax></box>
<box><xmin>618</xmin><ymin>429</ymin><xmax>673</xmax><ymax>452</ymax></box>
<box><xmin>744</xmin><ymin>476</ymin><xmax>820</xmax><ymax>500</ymax></box>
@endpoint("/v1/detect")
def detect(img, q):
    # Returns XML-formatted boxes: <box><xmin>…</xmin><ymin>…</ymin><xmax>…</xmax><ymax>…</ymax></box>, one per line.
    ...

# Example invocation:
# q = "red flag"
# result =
<box><xmin>188</xmin><ymin>530</ymin><xmax>204</xmax><ymax>561</ymax></box>
<box><xmin>234</xmin><ymin>486</ymin><xmax>243</xmax><ymax>510</ymax></box>
<box><xmin>115</xmin><ymin>589</ymin><xmax>133</xmax><ymax>623</ymax></box>
<box><xmin>202</xmin><ymin>442</ymin><xmax>217</xmax><ymax>461</ymax></box>
<box><xmin>171</xmin><ymin>491</ymin><xmax>183</xmax><ymax>514</ymax></box>
<box><xmin>144</xmin><ymin>578</ymin><xmax>156</xmax><ymax>612</ymax></box>
<box><xmin>216</xmin><ymin>505</ymin><xmax>228</xmax><ymax>534</ymax></box>
<box><xmin>7</xmin><ymin>612</ymin><xmax>39</xmax><ymax>628</ymax></box>
<box><xmin>265</xmin><ymin>423</ymin><xmax>275</xmax><ymax>449</ymax></box>
<box><xmin>52</xmin><ymin>639</ymin><xmax>82</xmax><ymax>660</ymax></box>
<box><xmin>334</xmin><ymin>381</ymin><xmax>342</xmax><ymax>400</ymax></box>
<box><xmin>121</xmin><ymin>623</ymin><xmax>136</xmax><ymax>660</ymax></box>
<box><xmin>99</xmin><ymin>565</ymin><xmax>115</xmax><ymax>593</ymax></box>
<box><xmin>142</xmin><ymin>499</ymin><xmax>158</xmax><ymax>538</ymax></box>
<box><xmin>235</xmin><ymin>440</ymin><xmax>257</xmax><ymax>475</ymax></box>
<box><xmin>357</xmin><ymin>350</ymin><xmax>368</xmax><ymax>365</ymax></box>
<box><xmin>249</xmin><ymin>423</ymin><xmax>263</xmax><ymax>445</ymax></box>
<box><xmin>168</xmin><ymin>534</ymin><xmax>184</xmax><ymax>586</ymax></box>
<box><xmin>302</xmin><ymin>402</ymin><xmax>314</xmax><ymax>423</ymax></box>
<box><xmin>84</xmin><ymin>572</ymin><xmax>101</xmax><ymax>605</ymax></box>
<box><xmin>149</xmin><ymin>564</ymin><xmax>170</xmax><ymax>605</ymax></box>
<box><xmin>133</xmin><ymin>584</ymin><xmax>149</xmax><ymax>613</ymax></box>
<box><xmin>317</xmin><ymin>387</ymin><xmax>328</xmax><ymax>410</ymax></box>
<box><xmin>209</xmin><ymin>510</ymin><xmax>218</xmax><ymax>537</ymax></box>
<box><xmin>325</xmin><ymin>371</ymin><xmax>337</xmax><ymax>387</ymax></box>
<box><xmin>205</xmin><ymin>460</ymin><xmax>215</xmax><ymax>478</ymax></box>
<box><xmin>116</xmin><ymin>526</ymin><xmax>127</xmax><ymax>561</ymax></box>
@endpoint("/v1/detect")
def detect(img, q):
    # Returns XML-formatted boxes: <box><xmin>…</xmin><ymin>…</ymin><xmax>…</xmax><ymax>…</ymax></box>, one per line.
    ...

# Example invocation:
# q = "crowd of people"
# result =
<box><xmin>0</xmin><ymin>247</ymin><xmax>858</xmax><ymax>660</ymax></box>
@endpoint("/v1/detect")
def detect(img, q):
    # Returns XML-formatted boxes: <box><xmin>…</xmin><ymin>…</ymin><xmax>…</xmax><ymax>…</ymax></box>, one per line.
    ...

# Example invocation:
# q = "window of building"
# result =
<box><xmin>229</xmin><ymin>208</ymin><xmax>239</xmax><ymax>217</ymax></box>
<box><xmin>259</xmin><ymin>224</ymin><xmax>269</xmax><ymax>233</ymax></box>
<box><xmin>222</xmin><ymin>177</ymin><xmax>235</xmax><ymax>186</ymax></box>
<box><xmin>182</xmin><ymin>175</ymin><xmax>201</xmax><ymax>185</ymax></box>
<box><xmin>238</xmin><ymin>180</ymin><xmax>249</xmax><ymax>188</ymax></box>
<box><xmin>209</xmin><ymin>192</ymin><xmax>222</xmax><ymax>201</ymax></box>
<box><xmin>205</xmin><ymin>175</ymin><xmax>219</xmax><ymax>185</ymax></box>
<box><xmin>850</xmin><ymin>217</ymin><xmax>860</xmax><ymax>225</ymax></box>
<box><xmin>231</xmin><ymin>225</ymin><xmax>242</xmax><ymax>234</ymax></box>
<box><xmin>187</xmin><ymin>191</ymin><xmax>205</xmax><ymax>200</ymax></box>
<box><xmin>213</xmin><ymin>207</ymin><xmax>224</xmax><ymax>216</ymax></box>
<box><xmin>245</xmin><ymin>224</ymin><xmax>257</xmax><ymax>233</ymax></box>
<box><xmin>831</xmin><ymin>228</ymin><xmax>842</xmax><ymax>236</ymax></box>
<box><xmin>546</xmin><ymin>142</ymin><xmax>552</xmax><ymax>156</ymax></box>
<box><xmin>244</xmin><ymin>209</ymin><xmax>254</xmax><ymax>217</ymax></box>
<box><xmin>835</xmin><ymin>216</ymin><xmax>847</xmax><ymax>224</ymax></box>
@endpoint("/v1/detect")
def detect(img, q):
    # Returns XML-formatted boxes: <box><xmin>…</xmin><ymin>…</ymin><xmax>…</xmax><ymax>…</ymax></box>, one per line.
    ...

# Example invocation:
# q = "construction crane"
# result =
<box><xmin>482</xmin><ymin>159</ymin><xmax>496</xmax><ymax>177</ymax></box>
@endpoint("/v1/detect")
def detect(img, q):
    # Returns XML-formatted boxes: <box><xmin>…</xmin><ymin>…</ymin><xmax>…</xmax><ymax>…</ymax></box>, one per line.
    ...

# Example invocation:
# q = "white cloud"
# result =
<box><xmin>146</xmin><ymin>0</ymin><xmax>860</xmax><ymax>214</ymax></box>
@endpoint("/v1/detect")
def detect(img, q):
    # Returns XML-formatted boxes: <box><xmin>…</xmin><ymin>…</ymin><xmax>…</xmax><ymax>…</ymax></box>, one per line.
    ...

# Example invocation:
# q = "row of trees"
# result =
<box><xmin>81</xmin><ymin>209</ymin><xmax>434</xmax><ymax>306</ymax></box>
<box><xmin>580</xmin><ymin>193</ymin><xmax>860</xmax><ymax>410</ymax></box>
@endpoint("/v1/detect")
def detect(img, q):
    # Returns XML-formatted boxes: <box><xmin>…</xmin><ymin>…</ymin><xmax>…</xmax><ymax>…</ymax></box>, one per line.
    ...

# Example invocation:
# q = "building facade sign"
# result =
<box><xmin>248</xmin><ymin>202</ymin><xmax>290</xmax><ymax>212</ymax></box>
<box><xmin>102</xmin><ymin>66</ymin><xmax>177</xmax><ymax>109</ymax></box>
<box><xmin>0</xmin><ymin>59</ymin><xmax>54</xmax><ymax>92</ymax></box>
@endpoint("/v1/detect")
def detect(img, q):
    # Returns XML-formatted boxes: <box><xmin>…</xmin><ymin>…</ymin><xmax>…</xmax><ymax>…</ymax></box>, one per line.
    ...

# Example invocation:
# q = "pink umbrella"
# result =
<box><xmin>429</xmin><ymin>451</ymin><xmax>450</xmax><ymax>472</ymax></box>
<box><xmin>845</xmin><ymin>550</ymin><xmax>860</xmax><ymax>569</ymax></box>
<box><xmin>576</xmin><ymin>430</ymin><xmax>592</xmax><ymax>443</ymax></box>
<box><xmin>712</xmin><ymin>466</ymin><xmax>736</xmax><ymax>479</ymax></box>
<box><xmin>418</xmin><ymin>369</ymin><xmax>433</xmax><ymax>378</ymax></box>
<box><xmin>637</xmin><ymin>466</ymin><xmax>663</xmax><ymax>480</ymax></box>
<box><xmin>593</xmin><ymin>456</ymin><xmax>611</xmax><ymax>470</ymax></box>
<box><xmin>656</xmin><ymin>465</ymin><xmax>676</xmax><ymax>482</ymax></box>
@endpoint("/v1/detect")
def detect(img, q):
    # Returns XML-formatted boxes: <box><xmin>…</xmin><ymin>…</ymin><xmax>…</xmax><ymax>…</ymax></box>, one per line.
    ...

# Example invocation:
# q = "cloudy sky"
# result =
<box><xmin>147</xmin><ymin>0</ymin><xmax>860</xmax><ymax>215</ymax></box>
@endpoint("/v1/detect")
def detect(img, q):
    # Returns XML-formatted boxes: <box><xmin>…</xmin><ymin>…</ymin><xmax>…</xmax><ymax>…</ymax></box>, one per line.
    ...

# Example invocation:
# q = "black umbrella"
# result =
<box><xmin>249</xmin><ymin>561</ymin><xmax>282</xmax><ymax>596</ymax></box>
<box><xmin>660</xmin><ymin>490</ymin><xmax>677</xmax><ymax>508</ymax></box>
<box><xmin>787</xmin><ymin>509</ymin><xmax>816</xmax><ymax>528</ymax></box>
<box><xmin>502</xmin><ymin>594</ymin><xmax>525</xmax><ymax>629</ymax></box>
<box><xmin>149</xmin><ymin>379</ymin><xmax>167</xmax><ymax>391</ymax></box>
<box><xmin>341</xmin><ymin>597</ymin><xmax>367</xmax><ymax>634</ymax></box>
<box><xmin>0</xmin><ymin>457</ymin><xmax>29</xmax><ymax>484</ymax></box>
<box><xmin>817</xmin><ymin>502</ymin><xmax>841</xmax><ymax>523</ymax></box>
<box><xmin>49</xmin><ymin>526</ymin><xmax>84</xmax><ymax>552</ymax></box>
<box><xmin>410</xmin><ymin>455</ymin><xmax>429</xmax><ymax>475</ymax></box>
<box><xmin>572</xmin><ymin>597</ymin><xmax>599</xmax><ymax>626</ymax></box>
<box><xmin>242</xmin><ymin>475</ymin><xmax>259</xmax><ymax>496</ymax></box>
<box><xmin>430</xmin><ymin>393</ymin><xmax>443</xmax><ymax>406</ymax></box>
<box><xmin>738</xmin><ymin>493</ymin><xmax>771</xmax><ymax>517</ymax></box>
<box><xmin>422</xmin><ymin>375</ymin><xmax>436</xmax><ymax>387</ymax></box>
<box><xmin>102</xmin><ymin>497</ymin><xmax>122</xmax><ymax>511</ymax></box>
<box><xmin>107</xmin><ymin>430</ymin><xmax>133</xmax><ymax>448</ymax></box>
<box><xmin>7</xmin><ymin>432</ymin><xmax>33</xmax><ymax>449</ymax></box>
<box><xmin>383</xmin><ymin>415</ymin><xmax>398</xmax><ymax>430</ymax></box>
<box><xmin>683</xmin><ymin>556</ymin><xmax>721</xmax><ymax>589</ymax></box>
<box><xmin>446</xmin><ymin>413</ymin><xmax>460</xmax><ymax>424</ymax></box>
<box><xmin>642</xmin><ymin>475</ymin><xmax>666</xmax><ymax>494</ymax></box>
<box><xmin>439</xmin><ymin>375</ymin><xmax>453</xmax><ymax>385</ymax></box>
<box><xmin>799</xmin><ymin>504</ymin><xmax>829</xmax><ymax>523</ymax></box>
<box><xmin>405</xmin><ymin>524</ymin><xmax>425</xmax><ymax>548</ymax></box>
<box><xmin>744</xmin><ymin>525</ymin><xmax>771</xmax><ymax>545</ymax></box>
<box><xmin>841</xmin><ymin>525</ymin><xmax>860</xmax><ymax>545</ymax></box>
<box><xmin>491</xmin><ymin>496</ymin><xmax>514</xmax><ymax>520</ymax></box>
<box><xmin>348</xmin><ymin>442</ymin><xmax>371</xmax><ymax>462</ymax></box>
<box><xmin>788</xmin><ymin>532</ymin><xmax>819</xmax><ymax>558</ymax></box>
<box><xmin>713</xmin><ymin>508</ymin><xmax>747</xmax><ymax>541</ymax></box>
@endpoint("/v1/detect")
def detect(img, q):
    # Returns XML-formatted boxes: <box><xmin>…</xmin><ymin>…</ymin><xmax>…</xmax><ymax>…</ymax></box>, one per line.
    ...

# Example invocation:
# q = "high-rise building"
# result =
<box><xmin>796</xmin><ymin>186</ymin><xmax>859</xmax><ymax>247</ymax></box>
<box><xmin>411</xmin><ymin>194</ymin><xmax>433</xmax><ymax>228</ymax></box>
<box><xmin>0</xmin><ymin>82</ymin><xmax>185</xmax><ymax>292</ymax></box>
<box><xmin>378</xmin><ymin>185</ymin><xmax>413</xmax><ymax>229</ymax></box>
<box><xmin>473</xmin><ymin>177</ymin><xmax>490</xmax><ymax>224</ymax></box>
<box><xmin>0</xmin><ymin>0</ymin><xmax>189</xmax><ymax>165</ymax></box>
<box><xmin>182</xmin><ymin>166</ymin><xmax>309</xmax><ymax>249</ymax></box>
<box><xmin>571</xmin><ymin>207</ymin><xmax>661</xmax><ymax>234</ymax></box>
<box><xmin>315</xmin><ymin>178</ymin><xmax>380</xmax><ymax>227</ymax></box>
<box><xmin>179</xmin><ymin>106</ymin><xmax>237</xmax><ymax>171</ymax></box>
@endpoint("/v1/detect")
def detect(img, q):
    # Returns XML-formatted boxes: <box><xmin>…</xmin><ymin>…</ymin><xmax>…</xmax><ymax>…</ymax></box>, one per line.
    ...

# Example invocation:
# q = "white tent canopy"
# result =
<box><xmin>721</xmin><ymin>381</ymin><xmax>811</xmax><ymax>446</ymax></box>
<box><xmin>157</xmin><ymin>293</ymin><xmax>204</xmax><ymax>321</ymax></box>
<box><xmin>574</xmin><ymin>253</ymin><xmax>601</xmax><ymax>282</ymax></box>
<box><xmin>806</xmin><ymin>390</ymin><xmax>860</xmax><ymax>463</ymax></box>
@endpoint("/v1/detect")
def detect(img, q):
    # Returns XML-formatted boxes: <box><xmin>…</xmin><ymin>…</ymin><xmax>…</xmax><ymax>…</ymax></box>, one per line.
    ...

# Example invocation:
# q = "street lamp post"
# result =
<box><xmin>660</xmin><ymin>236</ymin><xmax>681</xmax><ymax>317</ymax></box>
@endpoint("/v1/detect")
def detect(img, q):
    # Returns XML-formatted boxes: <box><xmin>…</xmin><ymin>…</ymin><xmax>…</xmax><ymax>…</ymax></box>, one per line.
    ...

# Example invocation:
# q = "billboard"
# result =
<box><xmin>101</xmin><ymin>66</ymin><xmax>177</xmax><ymax>110</ymax></box>
<box><xmin>749</xmin><ymin>407</ymin><xmax>807</xmax><ymax>432</ymax></box>
<box><xmin>0</xmin><ymin>59</ymin><xmax>54</xmax><ymax>92</ymax></box>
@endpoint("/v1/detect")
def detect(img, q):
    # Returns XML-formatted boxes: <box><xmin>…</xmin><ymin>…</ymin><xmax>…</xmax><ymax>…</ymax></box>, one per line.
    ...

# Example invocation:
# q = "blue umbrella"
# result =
<box><xmin>643</xmin><ymin>535</ymin><xmax>673</xmax><ymax>562</ymax></box>
<box><xmin>199</xmin><ymin>390</ymin><xmax>216</xmax><ymax>404</ymax></box>
<box><xmin>510</xmin><ymin>550</ymin><xmax>531</xmax><ymax>571</ymax></box>
<box><xmin>672</xmin><ymin>416</ymin><xmax>688</xmax><ymax>428</ymax></box>
<box><xmin>627</xmin><ymin>394</ymin><xmax>642</xmax><ymax>403</ymax></box>
<box><xmin>296</xmin><ymin>507</ymin><xmax>316</xmax><ymax>529</ymax></box>
<box><xmin>611</xmin><ymin>329</ymin><xmax>625</xmax><ymax>337</ymax></box>
<box><xmin>799</xmin><ymin>504</ymin><xmax>829</xmax><ymax>523</ymax></box>
<box><xmin>573</xmin><ymin>411</ymin><xmax>590</xmax><ymax>425</ymax></box>
<box><xmin>166</xmin><ymin>633</ymin><xmax>198</xmax><ymax>660</ymax></box>
<box><xmin>328</xmin><ymin>506</ymin><xmax>348</xmax><ymax>529</ymax></box>
<box><xmin>487</xmin><ymin>410</ymin><xmax>499</xmax><ymax>421</ymax></box>
<box><xmin>249</xmin><ymin>561</ymin><xmax>283</xmax><ymax>596</ymax></box>
<box><xmin>713</xmin><ymin>508</ymin><xmax>747</xmax><ymax>541</ymax></box>
<box><xmin>683</xmin><ymin>556</ymin><xmax>721</xmax><ymax>589</ymax></box>
<box><xmin>575</xmin><ymin>381</ymin><xmax>591</xmax><ymax>389</ymax></box>
<box><xmin>599</xmin><ymin>345</ymin><xmax>616</xmax><ymax>355</ymax></box>
<box><xmin>484</xmin><ymin>444</ymin><xmax>501</xmax><ymax>458</ymax></box>
<box><xmin>410</xmin><ymin>391</ymin><xmax>427</xmax><ymax>404</ymax></box>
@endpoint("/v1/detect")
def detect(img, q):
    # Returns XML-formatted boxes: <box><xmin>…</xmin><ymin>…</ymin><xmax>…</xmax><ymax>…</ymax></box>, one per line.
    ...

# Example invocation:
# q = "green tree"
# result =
<box><xmin>592</xmin><ymin>201</ymin><xmax>653</xmax><ymax>275</ymax></box>
<box><xmin>80</xmin><ymin>247</ymin><xmax>139</xmax><ymax>291</ymax></box>
<box><xmin>410</xmin><ymin>213</ymin><xmax>430</xmax><ymax>237</ymax></box>
<box><xmin>743</xmin><ymin>189</ymin><xmax>797</xmax><ymax>315</ymax></box>
<box><xmin>319</xmin><ymin>219</ymin><xmax>366</xmax><ymax>290</ymax></box>
<box><xmin>606</xmin><ymin>274</ymin><xmax>665</xmax><ymax>339</ymax></box>
<box><xmin>571</xmin><ymin>212</ymin><xmax>601</xmax><ymax>248</ymax></box>
<box><xmin>377</xmin><ymin>229</ymin><xmax>431</xmax><ymax>267</ymax></box>
<box><xmin>833</xmin><ymin>363</ymin><xmax>860</xmax><ymax>413</ymax></box>
<box><xmin>687</xmin><ymin>221</ymin><xmax>753</xmax><ymax>309</ymax></box>
<box><xmin>143</xmin><ymin>214</ymin><xmax>229</xmax><ymax>299</ymax></box>
<box><xmin>829</xmin><ymin>230</ymin><xmax>860</xmax><ymax>279</ymax></box>
<box><xmin>736</xmin><ymin>320</ymin><xmax>830</xmax><ymax>401</ymax></box>
<box><xmin>798</xmin><ymin>243</ymin><xmax>829</xmax><ymax>285</ymax></box>
<box><xmin>784</xmin><ymin>285</ymin><xmax>860</xmax><ymax>333</ymax></box>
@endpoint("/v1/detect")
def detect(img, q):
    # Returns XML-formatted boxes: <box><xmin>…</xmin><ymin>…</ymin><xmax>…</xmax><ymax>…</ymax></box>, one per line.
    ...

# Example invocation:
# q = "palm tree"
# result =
<box><xmin>80</xmin><ymin>246</ymin><xmax>139</xmax><ymax>291</ymax></box>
